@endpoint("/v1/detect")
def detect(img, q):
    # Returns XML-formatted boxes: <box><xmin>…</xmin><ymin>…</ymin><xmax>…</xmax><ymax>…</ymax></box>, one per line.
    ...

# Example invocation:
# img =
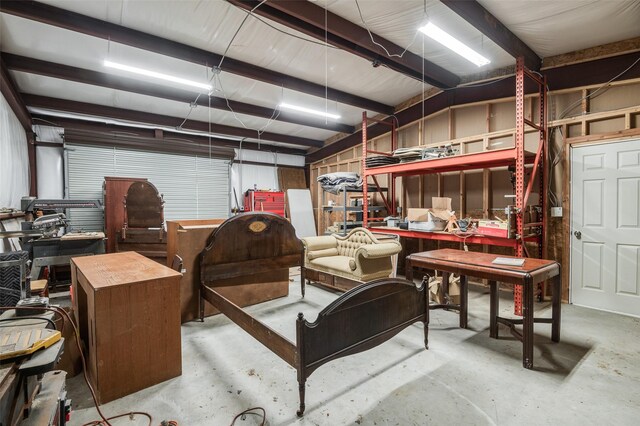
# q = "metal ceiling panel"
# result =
<box><xmin>317</xmin><ymin>0</ymin><xmax>515</xmax><ymax>75</ymax></box>
<box><xmin>33</xmin><ymin>0</ymin><xmax>428</xmax><ymax>105</ymax></box>
<box><xmin>478</xmin><ymin>0</ymin><xmax>640</xmax><ymax>57</ymax></box>
<box><xmin>10</xmin><ymin>70</ymin><xmax>339</xmax><ymax>142</ymax></box>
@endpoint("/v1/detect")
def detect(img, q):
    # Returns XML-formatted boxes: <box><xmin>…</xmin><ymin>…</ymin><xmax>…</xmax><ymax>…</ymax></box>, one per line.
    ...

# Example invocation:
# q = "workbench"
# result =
<box><xmin>0</xmin><ymin>309</ymin><xmax>68</xmax><ymax>425</ymax></box>
<box><xmin>406</xmin><ymin>248</ymin><xmax>561</xmax><ymax>369</ymax></box>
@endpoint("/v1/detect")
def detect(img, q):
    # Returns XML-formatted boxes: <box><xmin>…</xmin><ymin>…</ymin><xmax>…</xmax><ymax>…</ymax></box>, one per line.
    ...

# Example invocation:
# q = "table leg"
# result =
<box><xmin>523</xmin><ymin>282</ymin><xmax>535</xmax><ymax>369</ymax></box>
<box><xmin>441</xmin><ymin>271</ymin><xmax>449</xmax><ymax>305</ymax></box>
<box><xmin>489</xmin><ymin>280</ymin><xmax>498</xmax><ymax>338</ymax></box>
<box><xmin>405</xmin><ymin>260</ymin><xmax>413</xmax><ymax>282</ymax></box>
<box><xmin>552</xmin><ymin>273</ymin><xmax>561</xmax><ymax>342</ymax></box>
<box><xmin>459</xmin><ymin>275</ymin><xmax>468</xmax><ymax>329</ymax></box>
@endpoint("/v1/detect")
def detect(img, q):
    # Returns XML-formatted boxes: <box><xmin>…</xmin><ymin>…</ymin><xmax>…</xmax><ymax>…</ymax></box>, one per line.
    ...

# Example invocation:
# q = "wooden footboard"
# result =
<box><xmin>295</xmin><ymin>278</ymin><xmax>428</xmax><ymax>416</ymax></box>
<box><xmin>199</xmin><ymin>214</ymin><xmax>429</xmax><ymax>417</ymax></box>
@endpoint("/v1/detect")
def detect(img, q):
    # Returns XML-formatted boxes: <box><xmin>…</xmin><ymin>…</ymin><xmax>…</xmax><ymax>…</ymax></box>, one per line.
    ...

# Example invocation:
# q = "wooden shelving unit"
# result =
<box><xmin>362</xmin><ymin>57</ymin><xmax>548</xmax><ymax>315</ymax></box>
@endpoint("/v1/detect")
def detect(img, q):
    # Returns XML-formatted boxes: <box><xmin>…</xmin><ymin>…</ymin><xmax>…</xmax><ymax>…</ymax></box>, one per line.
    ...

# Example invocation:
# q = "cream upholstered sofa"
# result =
<box><xmin>301</xmin><ymin>227</ymin><xmax>402</xmax><ymax>292</ymax></box>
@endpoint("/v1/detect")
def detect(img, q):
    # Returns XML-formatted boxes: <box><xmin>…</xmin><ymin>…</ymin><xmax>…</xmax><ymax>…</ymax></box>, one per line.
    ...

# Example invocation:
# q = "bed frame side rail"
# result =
<box><xmin>201</xmin><ymin>285</ymin><xmax>297</xmax><ymax>367</ymax></box>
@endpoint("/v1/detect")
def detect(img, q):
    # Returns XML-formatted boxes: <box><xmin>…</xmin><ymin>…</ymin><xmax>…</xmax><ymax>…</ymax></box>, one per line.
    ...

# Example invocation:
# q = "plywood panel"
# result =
<box><xmin>278</xmin><ymin>167</ymin><xmax>306</xmax><ymax>192</ymax></box>
<box><xmin>590</xmin><ymin>117</ymin><xmax>626</xmax><ymax>135</ymax></box>
<box><xmin>443</xmin><ymin>174</ymin><xmax>460</xmax><ymax>213</ymax></box>
<box><xmin>375</xmin><ymin>134</ymin><xmax>392</xmax><ymax>153</ymax></box>
<box><xmin>491</xmin><ymin>169</ymin><xmax>512</xmax><ymax>209</ymax></box>
<box><xmin>525</xmin><ymin>131</ymin><xmax>540</xmax><ymax>152</ymax></box>
<box><xmin>465</xmin><ymin>171</ymin><xmax>483</xmax><ymax>213</ymax></box>
<box><xmin>424</xmin><ymin>112</ymin><xmax>449</xmax><ymax>145</ymax></box>
<box><xmin>466</xmin><ymin>140</ymin><xmax>484</xmax><ymax>153</ymax></box>
<box><xmin>339</xmin><ymin>149</ymin><xmax>355</xmax><ymax>160</ymax></box>
<box><xmin>490</xmin><ymin>101</ymin><xmax>516</xmax><ymax>132</ymax></box>
<box><xmin>489</xmin><ymin>135</ymin><xmax>514</xmax><ymax>150</ymax></box>
<box><xmin>551</xmin><ymin>92</ymin><xmax>583</xmax><ymax>120</ymax></box>
<box><xmin>590</xmin><ymin>84</ymin><xmax>640</xmax><ymax>113</ymax></box>
<box><xmin>404</xmin><ymin>176</ymin><xmax>421</xmax><ymax>208</ymax></box>
<box><xmin>399</xmin><ymin>123</ymin><xmax>420</xmax><ymax>148</ymax></box>
<box><xmin>454</xmin><ymin>105</ymin><xmax>486</xmax><ymax>139</ymax></box>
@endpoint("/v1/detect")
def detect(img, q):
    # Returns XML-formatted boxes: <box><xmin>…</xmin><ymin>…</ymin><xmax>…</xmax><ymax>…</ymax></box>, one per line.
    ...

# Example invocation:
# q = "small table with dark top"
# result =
<box><xmin>405</xmin><ymin>248</ymin><xmax>561</xmax><ymax>369</ymax></box>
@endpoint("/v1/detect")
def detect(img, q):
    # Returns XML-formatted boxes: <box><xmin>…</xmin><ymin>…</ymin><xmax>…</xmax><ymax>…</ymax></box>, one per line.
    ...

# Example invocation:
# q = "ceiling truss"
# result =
<box><xmin>2</xmin><ymin>53</ymin><xmax>356</xmax><ymax>134</ymax></box>
<box><xmin>227</xmin><ymin>0</ymin><xmax>460</xmax><ymax>88</ymax></box>
<box><xmin>0</xmin><ymin>0</ymin><xmax>394</xmax><ymax>115</ymax></box>
<box><xmin>23</xmin><ymin>94</ymin><xmax>323</xmax><ymax>148</ymax></box>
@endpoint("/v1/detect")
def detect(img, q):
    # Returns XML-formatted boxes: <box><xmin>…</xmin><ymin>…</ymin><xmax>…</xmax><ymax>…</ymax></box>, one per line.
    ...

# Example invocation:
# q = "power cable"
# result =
<box><xmin>354</xmin><ymin>0</ymin><xmax>421</xmax><ymax>59</ymax></box>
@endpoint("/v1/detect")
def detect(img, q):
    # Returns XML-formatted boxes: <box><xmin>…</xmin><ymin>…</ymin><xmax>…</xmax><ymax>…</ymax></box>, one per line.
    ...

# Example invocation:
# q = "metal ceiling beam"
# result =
<box><xmin>22</xmin><ymin>94</ymin><xmax>322</xmax><ymax>148</ymax></box>
<box><xmin>227</xmin><ymin>0</ymin><xmax>460</xmax><ymax>88</ymax></box>
<box><xmin>0</xmin><ymin>0</ymin><xmax>393</xmax><ymax>115</ymax></box>
<box><xmin>307</xmin><ymin>51</ymin><xmax>640</xmax><ymax>162</ymax></box>
<box><xmin>31</xmin><ymin>114</ymin><xmax>307</xmax><ymax>156</ymax></box>
<box><xmin>2</xmin><ymin>53</ymin><xmax>355</xmax><ymax>134</ymax></box>
<box><xmin>441</xmin><ymin>0</ymin><xmax>541</xmax><ymax>71</ymax></box>
<box><xmin>0</xmin><ymin>58</ymin><xmax>32</xmax><ymax>132</ymax></box>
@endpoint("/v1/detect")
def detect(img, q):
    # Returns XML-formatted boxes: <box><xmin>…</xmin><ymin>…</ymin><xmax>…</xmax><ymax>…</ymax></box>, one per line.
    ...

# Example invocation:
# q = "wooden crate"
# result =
<box><xmin>71</xmin><ymin>251</ymin><xmax>182</xmax><ymax>404</ymax></box>
<box><xmin>166</xmin><ymin>219</ymin><xmax>290</xmax><ymax>323</ymax></box>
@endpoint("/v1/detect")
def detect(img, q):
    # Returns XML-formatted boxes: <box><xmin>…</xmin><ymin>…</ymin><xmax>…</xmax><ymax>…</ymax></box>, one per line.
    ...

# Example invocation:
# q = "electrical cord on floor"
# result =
<box><xmin>229</xmin><ymin>407</ymin><xmax>266</xmax><ymax>426</ymax></box>
<box><xmin>82</xmin><ymin>412</ymin><xmax>153</xmax><ymax>426</ymax></box>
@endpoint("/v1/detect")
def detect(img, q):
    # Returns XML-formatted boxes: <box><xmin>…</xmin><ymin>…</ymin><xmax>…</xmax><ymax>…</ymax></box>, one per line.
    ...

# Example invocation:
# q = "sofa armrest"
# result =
<box><xmin>302</xmin><ymin>235</ymin><xmax>338</xmax><ymax>251</ymax></box>
<box><xmin>355</xmin><ymin>242</ymin><xmax>402</xmax><ymax>259</ymax></box>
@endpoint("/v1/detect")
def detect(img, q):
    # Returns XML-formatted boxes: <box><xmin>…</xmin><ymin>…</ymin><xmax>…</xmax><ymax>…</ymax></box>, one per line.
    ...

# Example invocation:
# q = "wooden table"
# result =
<box><xmin>405</xmin><ymin>248</ymin><xmax>561</xmax><ymax>369</ymax></box>
<box><xmin>71</xmin><ymin>251</ymin><xmax>182</xmax><ymax>403</ymax></box>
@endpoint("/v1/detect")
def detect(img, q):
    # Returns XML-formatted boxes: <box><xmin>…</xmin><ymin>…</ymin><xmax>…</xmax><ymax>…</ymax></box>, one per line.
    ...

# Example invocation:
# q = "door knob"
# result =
<box><xmin>574</xmin><ymin>231</ymin><xmax>581</xmax><ymax>239</ymax></box>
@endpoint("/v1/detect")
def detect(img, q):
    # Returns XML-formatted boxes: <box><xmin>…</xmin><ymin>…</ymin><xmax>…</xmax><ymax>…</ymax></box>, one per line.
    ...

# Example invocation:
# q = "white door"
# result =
<box><xmin>571</xmin><ymin>139</ymin><xmax>640</xmax><ymax>317</ymax></box>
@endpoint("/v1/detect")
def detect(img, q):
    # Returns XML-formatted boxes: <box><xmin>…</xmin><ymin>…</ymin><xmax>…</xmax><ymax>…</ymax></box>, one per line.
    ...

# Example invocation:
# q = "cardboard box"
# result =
<box><xmin>407</xmin><ymin>197</ymin><xmax>453</xmax><ymax>231</ymax></box>
<box><xmin>428</xmin><ymin>274</ymin><xmax>460</xmax><ymax>304</ymax></box>
<box><xmin>477</xmin><ymin>219</ymin><xmax>509</xmax><ymax>238</ymax></box>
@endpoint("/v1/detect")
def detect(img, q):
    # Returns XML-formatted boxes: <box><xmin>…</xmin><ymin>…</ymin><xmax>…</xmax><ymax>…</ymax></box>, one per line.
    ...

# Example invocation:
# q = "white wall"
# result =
<box><xmin>0</xmin><ymin>93</ymin><xmax>29</xmax><ymax>209</ymax></box>
<box><xmin>36</xmin><ymin>146</ymin><xmax>64</xmax><ymax>199</ymax></box>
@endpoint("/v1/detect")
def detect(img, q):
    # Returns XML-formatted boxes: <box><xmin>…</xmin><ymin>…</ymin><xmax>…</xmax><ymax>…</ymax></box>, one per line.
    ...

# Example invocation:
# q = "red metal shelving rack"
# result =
<box><xmin>362</xmin><ymin>57</ymin><xmax>548</xmax><ymax>315</ymax></box>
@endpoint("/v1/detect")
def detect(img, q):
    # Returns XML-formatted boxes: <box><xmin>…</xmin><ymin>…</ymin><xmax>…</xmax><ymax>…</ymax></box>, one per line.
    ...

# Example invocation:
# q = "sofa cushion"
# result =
<box><xmin>309</xmin><ymin>256</ymin><xmax>391</xmax><ymax>281</ymax></box>
<box><xmin>308</xmin><ymin>248</ymin><xmax>340</xmax><ymax>260</ymax></box>
<box><xmin>309</xmin><ymin>256</ymin><xmax>353</xmax><ymax>275</ymax></box>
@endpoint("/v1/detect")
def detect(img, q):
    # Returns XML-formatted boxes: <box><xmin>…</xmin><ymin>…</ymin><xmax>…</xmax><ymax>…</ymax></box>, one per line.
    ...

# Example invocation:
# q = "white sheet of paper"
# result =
<box><xmin>492</xmin><ymin>257</ymin><xmax>525</xmax><ymax>266</ymax></box>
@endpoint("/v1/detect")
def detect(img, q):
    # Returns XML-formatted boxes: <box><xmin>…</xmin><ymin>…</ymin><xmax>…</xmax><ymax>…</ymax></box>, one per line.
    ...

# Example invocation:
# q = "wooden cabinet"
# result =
<box><xmin>71</xmin><ymin>252</ymin><xmax>182</xmax><ymax>404</ymax></box>
<box><xmin>166</xmin><ymin>219</ymin><xmax>289</xmax><ymax>323</ymax></box>
<box><xmin>103</xmin><ymin>177</ymin><xmax>146</xmax><ymax>253</ymax></box>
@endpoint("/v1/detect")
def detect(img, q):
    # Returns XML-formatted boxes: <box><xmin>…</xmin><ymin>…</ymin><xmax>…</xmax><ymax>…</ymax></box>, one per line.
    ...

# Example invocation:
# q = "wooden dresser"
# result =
<box><xmin>166</xmin><ymin>219</ymin><xmax>289</xmax><ymax>323</ymax></box>
<box><xmin>71</xmin><ymin>251</ymin><xmax>182</xmax><ymax>403</ymax></box>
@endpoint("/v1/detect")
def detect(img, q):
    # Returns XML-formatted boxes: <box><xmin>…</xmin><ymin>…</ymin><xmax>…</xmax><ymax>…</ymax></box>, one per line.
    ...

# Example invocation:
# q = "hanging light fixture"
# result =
<box><xmin>103</xmin><ymin>60</ymin><xmax>213</xmax><ymax>92</ymax></box>
<box><xmin>419</xmin><ymin>22</ymin><xmax>490</xmax><ymax>67</ymax></box>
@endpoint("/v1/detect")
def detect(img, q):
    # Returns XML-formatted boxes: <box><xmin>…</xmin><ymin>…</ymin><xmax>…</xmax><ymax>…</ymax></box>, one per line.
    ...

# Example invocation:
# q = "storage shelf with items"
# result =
<box><xmin>361</xmin><ymin>57</ymin><xmax>548</xmax><ymax>315</ymax></box>
<box><xmin>320</xmin><ymin>186</ymin><xmax>386</xmax><ymax>236</ymax></box>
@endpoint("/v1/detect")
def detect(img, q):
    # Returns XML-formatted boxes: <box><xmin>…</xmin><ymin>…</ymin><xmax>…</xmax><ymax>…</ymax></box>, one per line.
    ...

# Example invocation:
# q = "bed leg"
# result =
<box><xmin>198</xmin><ymin>286</ymin><xmax>205</xmax><ymax>322</ymax></box>
<box><xmin>296</xmin><ymin>379</ymin><xmax>306</xmax><ymax>417</ymax></box>
<box><xmin>423</xmin><ymin>322</ymin><xmax>429</xmax><ymax>350</ymax></box>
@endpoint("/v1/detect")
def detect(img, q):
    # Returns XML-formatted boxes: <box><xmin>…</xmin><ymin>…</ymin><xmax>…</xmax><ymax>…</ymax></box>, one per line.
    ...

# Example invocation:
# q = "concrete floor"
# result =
<box><xmin>67</xmin><ymin>276</ymin><xmax>640</xmax><ymax>425</ymax></box>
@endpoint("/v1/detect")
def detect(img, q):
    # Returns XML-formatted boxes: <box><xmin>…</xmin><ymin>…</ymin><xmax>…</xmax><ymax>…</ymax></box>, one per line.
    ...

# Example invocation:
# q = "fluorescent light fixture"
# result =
<box><xmin>418</xmin><ymin>22</ymin><xmax>490</xmax><ymax>67</ymax></box>
<box><xmin>103</xmin><ymin>60</ymin><xmax>212</xmax><ymax>91</ymax></box>
<box><xmin>279</xmin><ymin>102</ymin><xmax>341</xmax><ymax>120</ymax></box>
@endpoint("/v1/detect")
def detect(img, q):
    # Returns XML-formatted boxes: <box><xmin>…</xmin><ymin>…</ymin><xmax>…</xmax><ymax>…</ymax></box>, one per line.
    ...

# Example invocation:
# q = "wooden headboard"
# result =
<box><xmin>199</xmin><ymin>213</ymin><xmax>304</xmax><ymax>286</ymax></box>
